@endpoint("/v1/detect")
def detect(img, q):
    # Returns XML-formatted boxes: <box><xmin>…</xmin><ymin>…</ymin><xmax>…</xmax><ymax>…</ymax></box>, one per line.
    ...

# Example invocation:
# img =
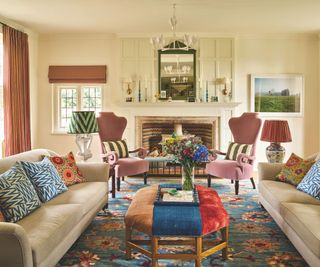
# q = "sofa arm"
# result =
<box><xmin>0</xmin><ymin>222</ymin><xmax>33</xmax><ymax>267</ymax></box>
<box><xmin>258</xmin><ymin>162</ymin><xmax>284</xmax><ymax>181</ymax></box>
<box><xmin>77</xmin><ymin>162</ymin><xmax>110</xmax><ymax>182</ymax></box>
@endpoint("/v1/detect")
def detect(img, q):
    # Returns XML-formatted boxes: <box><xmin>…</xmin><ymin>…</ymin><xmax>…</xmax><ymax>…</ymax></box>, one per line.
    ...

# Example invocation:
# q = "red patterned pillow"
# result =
<box><xmin>276</xmin><ymin>153</ymin><xmax>315</xmax><ymax>186</ymax></box>
<box><xmin>47</xmin><ymin>152</ymin><xmax>85</xmax><ymax>186</ymax></box>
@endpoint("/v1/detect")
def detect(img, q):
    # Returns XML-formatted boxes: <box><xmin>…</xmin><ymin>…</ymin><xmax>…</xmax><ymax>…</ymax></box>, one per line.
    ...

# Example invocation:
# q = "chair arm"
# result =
<box><xmin>129</xmin><ymin>147</ymin><xmax>148</xmax><ymax>159</ymax></box>
<box><xmin>100</xmin><ymin>151</ymin><xmax>119</xmax><ymax>165</ymax></box>
<box><xmin>77</xmin><ymin>162</ymin><xmax>110</xmax><ymax>182</ymax></box>
<box><xmin>258</xmin><ymin>162</ymin><xmax>284</xmax><ymax>181</ymax></box>
<box><xmin>211</xmin><ymin>149</ymin><xmax>227</xmax><ymax>156</ymax></box>
<box><xmin>0</xmin><ymin>222</ymin><xmax>33</xmax><ymax>267</ymax></box>
<box><xmin>236</xmin><ymin>153</ymin><xmax>255</xmax><ymax>167</ymax></box>
<box><xmin>208</xmin><ymin>149</ymin><xmax>226</xmax><ymax>161</ymax></box>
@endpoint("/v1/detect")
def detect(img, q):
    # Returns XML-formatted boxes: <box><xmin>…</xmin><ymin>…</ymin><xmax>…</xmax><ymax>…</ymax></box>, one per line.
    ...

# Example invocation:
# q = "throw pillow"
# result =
<box><xmin>225</xmin><ymin>142</ymin><xmax>252</xmax><ymax>160</ymax></box>
<box><xmin>0</xmin><ymin>163</ymin><xmax>41</xmax><ymax>222</ymax></box>
<box><xmin>20</xmin><ymin>157</ymin><xmax>68</xmax><ymax>202</ymax></box>
<box><xmin>103</xmin><ymin>139</ymin><xmax>129</xmax><ymax>158</ymax></box>
<box><xmin>276</xmin><ymin>153</ymin><xmax>315</xmax><ymax>186</ymax></box>
<box><xmin>47</xmin><ymin>152</ymin><xmax>85</xmax><ymax>186</ymax></box>
<box><xmin>297</xmin><ymin>160</ymin><xmax>320</xmax><ymax>199</ymax></box>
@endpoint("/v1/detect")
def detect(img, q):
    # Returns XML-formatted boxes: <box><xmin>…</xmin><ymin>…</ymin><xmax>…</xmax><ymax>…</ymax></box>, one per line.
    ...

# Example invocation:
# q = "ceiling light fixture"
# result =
<box><xmin>150</xmin><ymin>3</ymin><xmax>197</xmax><ymax>51</ymax></box>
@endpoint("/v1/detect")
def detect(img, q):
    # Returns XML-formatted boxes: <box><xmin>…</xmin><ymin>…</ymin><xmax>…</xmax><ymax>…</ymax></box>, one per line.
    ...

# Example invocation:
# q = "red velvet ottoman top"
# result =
<box><xmin>196</xmin><ymin>185</ymin><xmax>229</xmax><ymax>235</ymax></box>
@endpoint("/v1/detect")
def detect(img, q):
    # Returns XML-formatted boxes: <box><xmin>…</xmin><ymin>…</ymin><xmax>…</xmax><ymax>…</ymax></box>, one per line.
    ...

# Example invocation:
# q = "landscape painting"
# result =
<box><xmin>251</xmin><ymin>74</ymin><xmax>303</xmax><ymax>116</ymax></box>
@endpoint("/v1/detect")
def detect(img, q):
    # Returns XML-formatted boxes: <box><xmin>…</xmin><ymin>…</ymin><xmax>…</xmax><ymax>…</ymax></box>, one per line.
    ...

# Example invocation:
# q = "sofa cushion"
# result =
<box><xmin>258</xmin><ymin>180</ymin><xmax>320</xmax><ymax>213</ymax></box>
<box><xmin>276</xmin><ymin>153</ymin><xmax>315</xmax><ymax>186</ymax></box>
<box><xmin>20</xmin><ymin>158</ymin><xmax>68</xmax><ymax>202</ymax></box>
<box><xmin>0</xmin><ymin>149</ymin><xmax>54</xmax><ymax>175</ymax></box>
<box><xmin>0</xmin><ymin>163</ymin><xmax>41</xmax><ymax>222</ymax></box>
<box><xmin>47</xmin><ymin>152</ymin><xmax>86</xmax><ymax>187</ymax></box>
<box><xmin>44</xmin><ymin>182</ymin><xmax>108</xmax><ymax>215</ymax></box>
<box><xmin>281</xmin><ymin>203</ymin><xmax>320</xmax><ymax>257</ymax></box>
<box><xmin>297</xmin><ymin>159</ymin><xmax>320</xmax><ymax>200</ymax></box>
<box><xmin>17</xmin><ymin>204</ymin><xmax>82</xmax><ymax>266</ymax></box>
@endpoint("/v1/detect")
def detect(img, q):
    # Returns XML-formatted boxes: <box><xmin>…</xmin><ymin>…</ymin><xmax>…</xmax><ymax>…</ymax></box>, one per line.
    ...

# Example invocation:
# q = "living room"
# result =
<box><xmin>0</xmin><ymin>1</ymin><xmax>319</xmax><ymax>267</ymax></box>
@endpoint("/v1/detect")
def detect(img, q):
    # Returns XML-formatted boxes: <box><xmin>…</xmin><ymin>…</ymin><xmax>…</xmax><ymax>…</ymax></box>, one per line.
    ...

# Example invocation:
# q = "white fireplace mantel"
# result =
<box><xmin>118</xmin><ymin>101</ymin><xmax>241</xmax><ymax>108</ymax></box>
<box><xmin>116</xmin><ymin>101</ymin><xmax>241</xmax><ymax>152</ymax></box>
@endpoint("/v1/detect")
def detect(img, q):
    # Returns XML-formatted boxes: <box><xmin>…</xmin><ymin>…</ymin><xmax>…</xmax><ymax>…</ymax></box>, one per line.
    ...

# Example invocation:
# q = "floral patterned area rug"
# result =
<box><xmin>57</xmin><ymin>178</ymin><xmax>308</xmax><ymax>267</ymax></box>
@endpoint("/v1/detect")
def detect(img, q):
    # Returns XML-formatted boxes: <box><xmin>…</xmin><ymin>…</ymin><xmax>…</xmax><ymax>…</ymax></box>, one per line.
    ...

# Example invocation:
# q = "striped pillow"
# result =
<box><xmin>225</xmin><ymin>142</ymin><xmax>253</xmax><ymax>160</ymax></box>
<box><xmin>103</xmin><ymin>140</ymin><xmax>129</xmax><ymax>158</ymax></box>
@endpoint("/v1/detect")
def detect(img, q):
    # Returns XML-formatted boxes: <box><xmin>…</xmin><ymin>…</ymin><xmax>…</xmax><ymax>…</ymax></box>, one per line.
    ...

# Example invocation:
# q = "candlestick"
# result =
<box><xmin>206</xmin><ymin>80</ymin><xmax>209</xmax><ymax>102</ymax></box>
<box><xmin>138</xmin><ymin>80</ymin><xmax>141</xmax><ymax>102</ymax></box>
<box><xmin>145</xmin><ymin>86</ymin><xmax>147</xmax><ymax>102</ymax></box>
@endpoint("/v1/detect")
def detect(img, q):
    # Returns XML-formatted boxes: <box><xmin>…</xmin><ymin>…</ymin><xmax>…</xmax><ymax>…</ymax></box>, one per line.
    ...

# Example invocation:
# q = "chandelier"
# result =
<box><xmin>150</xmin><ymin>3</ymin><xmax>197</xmax><ymax>51</ymax></box>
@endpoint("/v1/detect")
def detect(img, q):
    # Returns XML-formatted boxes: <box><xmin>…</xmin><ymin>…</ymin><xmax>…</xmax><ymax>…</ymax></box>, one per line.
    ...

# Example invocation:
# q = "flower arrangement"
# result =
<box><xmin>162</xmin><ymin>134</ymin><xmax>209</xmax><ymax>190</ymax></box>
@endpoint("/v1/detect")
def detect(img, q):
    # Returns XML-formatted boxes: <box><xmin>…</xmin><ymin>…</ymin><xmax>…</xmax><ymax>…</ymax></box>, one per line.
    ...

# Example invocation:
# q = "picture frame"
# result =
<box><xmin>160</xmin><ymin>90</ymin><xmax>167</xmax><ymax>99</ymax></box>
<box><xmin>251</xmin><ymin>74</ymin><xmax>304</xmax><ymax>116</ymax></box>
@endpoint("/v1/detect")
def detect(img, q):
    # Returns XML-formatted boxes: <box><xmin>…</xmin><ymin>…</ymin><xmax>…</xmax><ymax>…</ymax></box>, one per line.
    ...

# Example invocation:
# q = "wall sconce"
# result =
<box><xmin>215</xmin><ymin>77</ymin><xmax>232</xmax><ymax>102</ymax></box>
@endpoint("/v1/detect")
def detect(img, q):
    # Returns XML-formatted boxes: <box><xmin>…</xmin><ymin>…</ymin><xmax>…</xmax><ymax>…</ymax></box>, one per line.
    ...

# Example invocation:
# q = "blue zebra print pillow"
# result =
<box><xmin>297</xmin><ymin>160</ymin><xmax>320</xmax><ymax>199</ymax></box>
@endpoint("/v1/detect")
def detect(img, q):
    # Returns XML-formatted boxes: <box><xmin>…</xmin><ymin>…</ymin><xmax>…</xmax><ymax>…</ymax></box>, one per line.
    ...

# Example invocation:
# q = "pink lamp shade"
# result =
<box><xmin>261</xmin><ymin>120</ymin><xmax>292</xmax><ymax>143</ymax></box>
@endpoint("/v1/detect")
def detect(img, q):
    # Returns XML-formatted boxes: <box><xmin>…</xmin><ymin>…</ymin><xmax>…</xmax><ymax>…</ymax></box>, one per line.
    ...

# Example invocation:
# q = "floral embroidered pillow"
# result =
<box><xmin>276</xmin><ymin>153</ymin><xmax>315</xmax><ymax>186</ymax></box>
<box><xmin>47</xmin><ymin>152</ymin><xmax>85</xmax><ymax>186</ymax></box>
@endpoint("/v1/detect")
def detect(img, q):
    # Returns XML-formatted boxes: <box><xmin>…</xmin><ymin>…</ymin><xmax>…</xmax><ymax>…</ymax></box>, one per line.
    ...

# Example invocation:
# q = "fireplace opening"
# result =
<box><xmin>136</xmin><ymin>116</ymin><xmax>219</xmax><ymax>153</ymax></box>
<box><xmin>135</xmin><ymin>116</ymin><xmax>219</xmax><ymax>177</ymax></box>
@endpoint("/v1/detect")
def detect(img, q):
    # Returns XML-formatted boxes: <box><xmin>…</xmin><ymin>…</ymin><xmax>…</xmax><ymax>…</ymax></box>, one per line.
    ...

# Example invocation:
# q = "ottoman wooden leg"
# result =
<box><xmin>152</xmin><ymin>237</ymin><xmax>159</xmax><ymax>267</ymax></box>
<box><xmin>195</xmin><ymin>237</ymin><xmax>202</xmax><ymax>267</ymax></box>
<box><xmin>221</xmin><ymin>226</ymin><xmax>229</xmax><ymax>260</ymax></box>
<box><xmin>125</xmin><ymin>227</ymin><xmax>132</xmax><ymax>260</ymax></box>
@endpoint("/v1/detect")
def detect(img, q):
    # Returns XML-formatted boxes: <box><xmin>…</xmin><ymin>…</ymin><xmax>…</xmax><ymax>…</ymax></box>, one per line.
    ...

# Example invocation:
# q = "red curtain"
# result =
<box><xmin>3</xmin><ymin>25</ymin><xmax>31</xmax><ymax>156</ymax></box>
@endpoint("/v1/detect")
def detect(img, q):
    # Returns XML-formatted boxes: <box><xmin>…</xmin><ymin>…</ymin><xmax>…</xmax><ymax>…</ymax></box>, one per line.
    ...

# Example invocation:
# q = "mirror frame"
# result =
<box><xmin>158</xmin><ymin>42</ymin><xmax>196</xmax><ymax>101</ymax></box>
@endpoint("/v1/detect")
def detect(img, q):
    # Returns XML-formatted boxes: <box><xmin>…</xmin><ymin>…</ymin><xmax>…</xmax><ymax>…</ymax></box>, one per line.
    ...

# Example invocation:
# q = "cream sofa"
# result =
<box><xmin>0</xmin><ymin>149</ymin><xmax>109</xmax><ymax>267</ymax></box>
<box><xmin>258</xmin><ymin>162</ymin><xmax>320</xmax><ymax>267</ymax></box>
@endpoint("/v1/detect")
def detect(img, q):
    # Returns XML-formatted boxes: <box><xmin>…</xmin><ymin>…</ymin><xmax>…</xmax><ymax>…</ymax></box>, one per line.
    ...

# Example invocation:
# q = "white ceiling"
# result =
<box><xmin>0</xmin><ymin>0</ymin><xmax>320</xmax><ymax>35</ymax></box>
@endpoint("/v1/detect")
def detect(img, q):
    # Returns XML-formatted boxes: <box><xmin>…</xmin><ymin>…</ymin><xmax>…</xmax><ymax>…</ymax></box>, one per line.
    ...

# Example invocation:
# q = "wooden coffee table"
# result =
<box><xmin>124</xmin><ymin>185</ymin><xmax>229</xmax><ymax>267</ymax></box>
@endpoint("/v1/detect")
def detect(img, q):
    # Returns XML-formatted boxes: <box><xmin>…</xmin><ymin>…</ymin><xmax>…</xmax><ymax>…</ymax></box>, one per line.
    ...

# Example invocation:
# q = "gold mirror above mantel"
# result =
<box><xmin>158</xmin><ymin>42</ymin><xmax>196</xmax><ymax>101</ymax></box>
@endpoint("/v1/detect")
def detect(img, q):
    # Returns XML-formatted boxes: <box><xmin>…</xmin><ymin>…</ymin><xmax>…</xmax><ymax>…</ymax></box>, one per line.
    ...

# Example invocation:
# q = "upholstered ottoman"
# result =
<box><xmin>124</xmin><ymin>185</ymin><xmax>229</xmax><ymax>267</ymax></box>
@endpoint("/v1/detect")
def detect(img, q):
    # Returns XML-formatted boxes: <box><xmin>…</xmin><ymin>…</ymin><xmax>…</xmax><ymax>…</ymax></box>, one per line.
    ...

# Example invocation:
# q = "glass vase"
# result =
<box><xmin>181</xmin><ymin>165</ymin><xmax>195</xmax><ymax>191</ymax></box>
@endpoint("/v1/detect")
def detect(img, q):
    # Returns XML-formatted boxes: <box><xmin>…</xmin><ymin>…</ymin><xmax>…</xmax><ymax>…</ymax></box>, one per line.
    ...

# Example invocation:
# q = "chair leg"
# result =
<box><xmin>111</xmin><ymin>175</ymin><xmax>116</xmax><ymax>198</ymax></box>
<box><xmin>143</xmin><ymin>172</ymin><xmax>148</xmax><ymax>185</ymax></box>
<box><xmin>235</xmin><ymin>180</ymin><xmax>239</xmax><ymax>195</ymax></box>
<box><xmin>117</xmin><ymin>177</ymin><xmax>121</xmax><ymax>191</ymax></box>
<box><xmin>250</xmin><ymin>177</ymin><xmax>256</xmax><ymax>189</ymax></box>
<box><xmin>231</xmin><ymin>180</ymin><xmax>234</xmax><ymax>184</ymax></box>
<box><xmin>207</xmin><ymin>174</ymin><xmax>212</xmax><ymax>187</ymax></box>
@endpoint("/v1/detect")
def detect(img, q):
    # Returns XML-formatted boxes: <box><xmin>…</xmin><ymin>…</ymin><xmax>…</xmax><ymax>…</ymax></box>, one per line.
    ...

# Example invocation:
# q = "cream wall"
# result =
<box><xmin>37</xmin><ymin>34</ymin><xmax>118</xmax><ymax>160</ymax></box>
<box><xmin>235</xmin><ymin>35</ymin><xmax>319</xmax><ymax>163</ymax></box>
<box><xmin>36</xmin><ymin>33</ymin><xmax>320</xmax><ymax>163</ymax></box>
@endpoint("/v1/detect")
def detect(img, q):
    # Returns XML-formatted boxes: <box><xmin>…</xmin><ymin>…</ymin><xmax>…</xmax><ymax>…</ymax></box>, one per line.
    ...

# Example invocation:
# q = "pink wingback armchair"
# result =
<box><xmin>97</xmin><ymin>112</ymin><xmax>149</xmax><ymax>198</ymax></box>
<box><xmin>206</xmin><ymin>113</ymin><xmax>262</xmax><ymax>195</ymax></box>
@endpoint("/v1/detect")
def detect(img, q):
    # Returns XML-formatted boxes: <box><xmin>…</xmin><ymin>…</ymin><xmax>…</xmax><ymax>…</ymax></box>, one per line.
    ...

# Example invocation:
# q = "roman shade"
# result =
<box><xmin>48</xmin><ymin>65</ymin><xmax>107</xmax><ymax>83</ymax></box>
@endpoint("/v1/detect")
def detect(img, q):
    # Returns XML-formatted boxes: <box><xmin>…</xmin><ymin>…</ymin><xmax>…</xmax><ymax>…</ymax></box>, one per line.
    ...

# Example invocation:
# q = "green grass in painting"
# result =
<box><xmin>255</xmin><ymin>95</ymin><xmax>300</xmax><ymax>113</ymax></box>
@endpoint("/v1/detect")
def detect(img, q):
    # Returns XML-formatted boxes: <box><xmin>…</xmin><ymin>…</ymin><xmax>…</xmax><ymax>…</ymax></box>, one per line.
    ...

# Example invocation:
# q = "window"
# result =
<box><xmin>53</xmin><ymin>85</ymin><xmax>103</xmax><ymax>133</ymax></box>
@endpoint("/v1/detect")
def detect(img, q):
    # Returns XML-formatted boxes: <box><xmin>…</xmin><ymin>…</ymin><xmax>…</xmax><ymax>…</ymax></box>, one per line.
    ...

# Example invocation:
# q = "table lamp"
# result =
<box><xmin>68</xmin><ymin>111</ymin><xmax>99</xmax><ymax>161</ymax></box>
<box><xmin>260</xmin><ymin>120</ymin><xmax>292</xmax><ymax>163</ymax></box>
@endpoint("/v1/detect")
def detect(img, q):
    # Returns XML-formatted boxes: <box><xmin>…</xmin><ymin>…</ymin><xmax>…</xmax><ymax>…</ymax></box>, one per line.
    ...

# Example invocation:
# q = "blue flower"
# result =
<box><xmin>193</xmin><ymin>145</ymin><xmax>209</xmax><ymax>162</ymax></box>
